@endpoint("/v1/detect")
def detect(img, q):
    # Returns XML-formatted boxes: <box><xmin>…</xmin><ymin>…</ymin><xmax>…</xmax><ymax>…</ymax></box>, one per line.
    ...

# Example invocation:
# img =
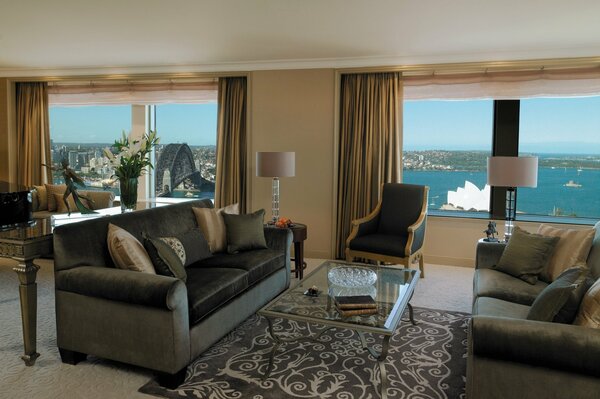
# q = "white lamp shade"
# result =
<box><xmin>487</xmin><ymin>156</ymin><xmax>538</xmax><ymax>188</ymax></box>
<box><xmin>256</xmin><ymin>152</ymin><xmax>295</xmax><ymax>177</ymax></box>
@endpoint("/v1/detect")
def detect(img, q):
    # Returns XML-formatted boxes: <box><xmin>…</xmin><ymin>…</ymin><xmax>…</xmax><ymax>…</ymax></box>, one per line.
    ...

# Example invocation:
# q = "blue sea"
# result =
<box><xmin>404</xmin><ymin>167</ymin><xmax>600</xmax><ymax>219</ymax></box>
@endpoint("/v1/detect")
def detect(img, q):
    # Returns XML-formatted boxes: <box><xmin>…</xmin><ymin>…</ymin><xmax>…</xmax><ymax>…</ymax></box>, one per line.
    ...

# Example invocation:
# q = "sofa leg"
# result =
<box><xmin>157</xmin><ymin>367</ymin><xmax>187</xmax><ymax>389</ymax></box>
<box><xmin>59</xmin><ymin>348</ymin><xmax>87</xmax><ymax>365</ymax></box>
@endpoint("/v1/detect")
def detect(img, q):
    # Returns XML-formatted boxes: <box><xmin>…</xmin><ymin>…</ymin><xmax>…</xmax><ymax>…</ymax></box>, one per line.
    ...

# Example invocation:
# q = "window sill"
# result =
<box><xmin>428</xmin><ymin>209</ymin><xmax>597</xmax><ymax>226</ymax></box>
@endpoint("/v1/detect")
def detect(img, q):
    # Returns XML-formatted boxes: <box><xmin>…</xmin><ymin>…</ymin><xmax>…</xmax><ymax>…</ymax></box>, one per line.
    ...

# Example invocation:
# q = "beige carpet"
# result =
<box><xmin>0</xmin><ymin>258</ymin><xmax>472</xmax><ymax>399</ymax></box>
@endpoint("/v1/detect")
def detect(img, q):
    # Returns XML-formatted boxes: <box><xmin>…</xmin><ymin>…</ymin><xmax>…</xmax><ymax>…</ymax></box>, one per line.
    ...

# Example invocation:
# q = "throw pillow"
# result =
<box><xmin>537</xmin><ymin>224</ymin><xmax>595</xmax><ymax>282</ymax></box>
<box><xmin>54</xmin><ymin>193</ymin><xmax>81</xmax><ymax>214</ymax></box>
<box><xmin>143</xmin><ymin>233</ymin><xmax>187</xmax><ymax>282</ymax></box>
<box><xmin>574</xmin><ymin>278</ymin><xmax>600</xmax><ymax>329</ymax></box>
<box><xmin>193</xmin><ymin>203</ymin><xmax>239</xmax><ymax>253</ymax></box>
<box><xmin>33</xmin><ymin>185</ymin><xmax>47</xmax><ymax>211</ymax></box>
<box><xmin>107</xmin><ymin>223</ymin><xmax>155</xmax><ymax>274</ymax></box>
<box><xmin>554</xmin><ymin>265</ymin><xmax>596</xmax><ymax>324</ymax></box>
<box><xmin>527</xmin><ymin>267</ymin><xmax>581</xmax><ymax>322</ymax></box>
<box><xmin>494</xmin><ymin>226</ymin><xmax>559</xmax><ymax>285</ymax></box>
<box><xmin>222</xmin><ymin>209</ymin><xmax>268</xmax><ymax>254</ymax></box>
<box><xmin>45</xmin><ymin>183</ymin><xmax>67</xmax><ymax>212</ymax></box>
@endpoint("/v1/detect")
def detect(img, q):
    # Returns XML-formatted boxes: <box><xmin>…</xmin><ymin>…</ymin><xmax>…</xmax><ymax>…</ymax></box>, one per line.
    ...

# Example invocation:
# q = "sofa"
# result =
<box><xmin>32</xmin><ymin>183</ymin><xmax>115</xmax><ymax>217</ymax></box>
<box><xmin>467</xmin><ymin>225</ymin><xmax>600</xmax><ymax>398</ymax></box>
<box><xmin>52</xmin><ymin>200</ymin><xmax>292</xmax><ymax>387</ymax></box>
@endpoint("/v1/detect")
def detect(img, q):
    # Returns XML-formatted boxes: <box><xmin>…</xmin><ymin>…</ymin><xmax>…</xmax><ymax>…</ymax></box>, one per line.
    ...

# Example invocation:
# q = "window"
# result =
<box><xmin>403</xmin><ymin>100</ymin><xmax>493</xmax><ymax>214</ymax></box>
<box><xmin>154</xmin><ymin>103</ymin><xmax>218</xmax><ymax>200</ymax></box>
<box><xmin>518</xmin><ymin>96</ymin><xmax>600</xmax><ymax>219</ymax></box>
<box><xmin>48</xmin><ymin>105</ymin><xmax>131</xmax><ymax>194</ymax></box>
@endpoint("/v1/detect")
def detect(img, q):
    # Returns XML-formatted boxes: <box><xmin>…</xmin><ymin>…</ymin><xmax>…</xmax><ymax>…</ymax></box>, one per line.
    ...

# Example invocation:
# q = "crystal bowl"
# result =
<box><xmin>327</xmin><ymin>266</ymin><xmax>377</xmax><ymax>288</ymax></box>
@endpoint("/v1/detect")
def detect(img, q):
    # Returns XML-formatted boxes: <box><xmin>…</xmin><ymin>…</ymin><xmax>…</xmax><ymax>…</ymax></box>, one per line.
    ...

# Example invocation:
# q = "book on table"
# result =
<box><xmin>334</xmin><ymin>295</ymin><xmax>377</xmax><ymax>309</ymax></box>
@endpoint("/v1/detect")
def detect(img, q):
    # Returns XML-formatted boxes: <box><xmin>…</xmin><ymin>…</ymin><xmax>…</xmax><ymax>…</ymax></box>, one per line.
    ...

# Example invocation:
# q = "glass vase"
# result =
<box><xmin>119</xmin><ymin>177</ymin><xmax>138</xmax><ymax>213</ymax></box>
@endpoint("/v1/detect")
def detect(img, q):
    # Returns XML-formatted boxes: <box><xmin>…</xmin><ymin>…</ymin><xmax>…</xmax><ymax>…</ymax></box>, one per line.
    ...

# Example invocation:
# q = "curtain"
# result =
<box><xmin>16</xmin><ymin>82</ymin><xmax>52</xmax><ymax>186</ymax></box>
<box><xmin>48</xmin><ymin>80</ymin><xmax>218</xmax><ymax>105</ymax></box>
<box><xmin>215</xmin><ymin>77</ymin><xmax>247</xmax><ymax>213</ymax></box>
<box><xmin>404</xmin><ymin>67</ymin><xmax>600</xmax><ymax>100</ymax></box>
<box><xmin>335</xmin><ymin>72</ymin><xmax>403</xmax><ymax>259</ymax></box>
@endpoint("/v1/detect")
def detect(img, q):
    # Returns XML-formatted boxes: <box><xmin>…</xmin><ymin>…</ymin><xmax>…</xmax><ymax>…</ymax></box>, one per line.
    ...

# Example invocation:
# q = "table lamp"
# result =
<box><xmin>487</xmin><ymin>156</ymin><xmax>538</xmax><ymax>241</ymax></box>
<box><xmin>256</xmin><ymin>152</ymin><xmax>295</xmax><ymax>223</ymax></box>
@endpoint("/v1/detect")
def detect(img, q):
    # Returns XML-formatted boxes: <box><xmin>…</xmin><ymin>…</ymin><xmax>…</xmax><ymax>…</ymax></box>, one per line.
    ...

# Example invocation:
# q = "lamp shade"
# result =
<box><xmin>487</xmin><ymin>156</ymin><xmax>538</xmax><ymax>188</ymax></box>
<box><xmin>256</xmin><ymin>152</ymin><xmax>295</xmax><ymax>177</ymax></box>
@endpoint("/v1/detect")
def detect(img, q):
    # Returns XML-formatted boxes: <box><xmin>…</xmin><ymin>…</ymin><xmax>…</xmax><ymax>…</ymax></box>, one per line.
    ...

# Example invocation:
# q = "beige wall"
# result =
<box><xmin>250</xmin><ymin>69</ymin><xmax>336</xmax><ymax>259</ymax></box>
<box><xmin>0</xmin><ymin>78</ymin><xmax>16</xmax><ymax>183</ymax></box>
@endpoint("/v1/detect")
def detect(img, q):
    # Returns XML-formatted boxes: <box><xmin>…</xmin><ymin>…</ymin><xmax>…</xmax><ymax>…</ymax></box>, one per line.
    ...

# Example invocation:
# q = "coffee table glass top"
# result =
<box><xmin>260</xmin><ymin>260</ymin><xmax>419</xmax><ymax>334</ymax></box>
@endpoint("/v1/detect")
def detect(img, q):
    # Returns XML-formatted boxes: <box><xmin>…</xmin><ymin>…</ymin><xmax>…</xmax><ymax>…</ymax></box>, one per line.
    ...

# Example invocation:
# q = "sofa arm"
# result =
<box><xmin>264</xmin><ymin>227</ymin><xmax>293</xmax><ymax>253</ymax></box>
<box><xmin>470</xmin><ymin>316</ymin><xmax>600</xmax><ymax>377</ymax></box>
<box><xmin>55</xmin><ymin>266</ymin><xmax>187</xmax><ymax>311</ymax></box>
<box><xmin>475</xmin><ymin>241</ymin><xmax>506</xmax><ymax>269</ymax></box>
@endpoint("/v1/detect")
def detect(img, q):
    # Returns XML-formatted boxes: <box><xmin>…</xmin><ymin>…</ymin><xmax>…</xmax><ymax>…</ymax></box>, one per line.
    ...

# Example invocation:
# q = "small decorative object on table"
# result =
<box><xmin>304</xmin><ymin>285</ymin><xmax>320</xmax><ymax>297</ymax></box>
<box><xmin>104</xmin><ymin>130</ymin><xmax>159</xmax><ymax>213</ymax></box>
<box><xmin>274</xmin><ymin>217</ymin><xmax>293</xmax><ymax>228</ymax></box>
<box><xmin>483</xmin><ymin>220</ymin><xmax>499</xmax><ymax>242</ymax></box>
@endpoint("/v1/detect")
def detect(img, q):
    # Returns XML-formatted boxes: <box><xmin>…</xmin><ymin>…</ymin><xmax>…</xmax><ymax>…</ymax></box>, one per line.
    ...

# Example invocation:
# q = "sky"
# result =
<box><xmin>50</xmin><ymin>96</ymin><xmax>600</xmax><ymax>153</ymax></box>
<box><xmin>404</xmin><ymin>96</ymin><xmax>600</xmax><ymax>154</ymax></box>
<box><xmin>49</xmin><ymin>103</ymin><xmax>218</xmax><ymax>146</ymax></box>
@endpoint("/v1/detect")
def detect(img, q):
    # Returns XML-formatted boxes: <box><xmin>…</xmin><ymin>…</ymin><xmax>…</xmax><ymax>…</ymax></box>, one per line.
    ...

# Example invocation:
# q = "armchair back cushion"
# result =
<box><xmin>378</xmin><ymin>183</ymin><xmax>425</xmax><ymax>235</ymax></box>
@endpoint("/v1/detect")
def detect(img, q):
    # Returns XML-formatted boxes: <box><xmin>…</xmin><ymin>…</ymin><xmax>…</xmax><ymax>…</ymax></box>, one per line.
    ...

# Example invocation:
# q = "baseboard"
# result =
<box><xmin>425</xmin><ymin>254</ymin><xmax>474</xmax><ymax>268</ymax></box>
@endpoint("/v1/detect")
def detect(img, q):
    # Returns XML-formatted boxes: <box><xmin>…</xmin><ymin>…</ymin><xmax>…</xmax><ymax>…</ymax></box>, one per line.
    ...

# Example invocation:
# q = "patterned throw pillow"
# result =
<box><xmin>574</xmin><ymin>278</ymin><xmax>600</xmax><ymax>329</ymax></box>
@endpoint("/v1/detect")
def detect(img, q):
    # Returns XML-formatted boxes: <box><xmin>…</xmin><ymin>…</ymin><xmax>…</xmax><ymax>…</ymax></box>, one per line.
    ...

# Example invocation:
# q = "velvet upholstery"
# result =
<box><xmin>473</xmin><ymin>297</ymin><xmax>530</xmax><ymax>319</ymax></box>
<box><xmin>377</xmin><ymin>183</ymin><xmax>424</xmax><ymax>235</ymax></box>
<box><xmin>473</xmin><ymin>268</ymin><xmax>547</xmax><ymax>306</ymax></box>
<box><xmin>349</xmin><ymin>234</ymin><xmax>408</xmax><ymax>258</ymax></box>
<box><xmin>53</xmin><ymin>200</ymin><xmax>293</xmax><ymax>382</ymax></box>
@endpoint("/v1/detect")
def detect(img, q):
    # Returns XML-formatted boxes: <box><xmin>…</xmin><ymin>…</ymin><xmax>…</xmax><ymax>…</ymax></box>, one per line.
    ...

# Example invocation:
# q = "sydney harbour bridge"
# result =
<box><xmin>155</xmin><ymin>144</ymin><xmax>215</xmax><ymax>197</ymax></box>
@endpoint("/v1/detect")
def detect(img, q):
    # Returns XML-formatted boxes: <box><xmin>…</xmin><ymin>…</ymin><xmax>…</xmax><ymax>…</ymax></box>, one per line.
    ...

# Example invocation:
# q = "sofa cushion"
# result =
<box><xmin>193</xmin><ymin>203</ymin><xmax>239</xmax><ymax>253</ymax></box>
<box><xmin>194</xmin><ymin>249</ymin><xmax>285</xmax><ymax>285</ymax></box>
<box><xmin>45</xmin><ymin>183</ymin><xmax>67</xmax><ymax>212</ymax></box>
<box><xmin>527</xmin><ymin>267</ymin><xmax>581</xmax><ymax>322</ymax></box>
<box><xmin>222</xmin><ymin>209</ymin><xmax>268</xmax><ymax>254</ymax></box>
<box><xmin>54</xmin><ymin>192</ymin><xmax>81</xmax><ymax>213</ymax></box>
<box><xmin>574</xmin><ymin>278</ymin><xmax>600</xmax><ymax>329</ymax></box>
<box><xmin>495</xmin><ymin>226</ymin><xmax>559</xmax><ymax>285</ymax></box>
<box><xmin>79</xmin><ymin>190</ymin><xmax>115</xmax><ymax>210</ymax></box>
<box><xmin>474</xmin><ymin>268</ymin><xmax>548</xmax><ymax>306</ymax></box>
<box><xmin>186</xmin><ymin>267</ymin><xmax>249</xmax><ymax>325</ymax></box>
<box><xmin>107</xmin><ymin>223</ymin><xmax>156</xmax><ymax>274</ymax></box>
<box><xmin>537</xmin><ymin>224</ymin><xmax>595</xmax><ymax>282</ymax></box>
<box><xmin>586</xmin><ymin>221</ymin><xmax>600</xmax><ymax>280</ymax></box>
<box><xmin>349</xmin><ymin>233</ymin><xmax>408</xmax><ymax>258</ymax></box>
<box><xmin>32</xmin><ymin>185</ymin><xmax>47</xmax><ymax>211</ymax></box>
<box><xmin>473</xmin><ymin>296</ymin><xmax>530</xmax><ymax>319</ymax></box>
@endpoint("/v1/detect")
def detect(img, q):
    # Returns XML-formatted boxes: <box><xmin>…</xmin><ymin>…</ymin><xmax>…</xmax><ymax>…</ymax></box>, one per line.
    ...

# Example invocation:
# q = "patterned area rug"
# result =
<box><xmin>140</xmin><ymin>307</ymin><xmax>469</xmax><ymax>399</ymax></box>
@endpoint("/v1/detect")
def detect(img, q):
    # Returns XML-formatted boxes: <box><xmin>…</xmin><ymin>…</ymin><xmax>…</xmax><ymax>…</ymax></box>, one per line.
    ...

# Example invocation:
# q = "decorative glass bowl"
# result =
<box><xmin>327</xmin><ymin>265</ymin><xmax>377</xmax><ymax>288</ymax></box>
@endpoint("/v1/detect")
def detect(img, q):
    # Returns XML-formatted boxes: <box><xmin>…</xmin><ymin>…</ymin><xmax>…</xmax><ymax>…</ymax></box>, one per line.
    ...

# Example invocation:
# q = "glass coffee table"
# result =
<box><xmin>258</xmin><ymin>260</ymin><xmax>419</xmax><ymax>399</ymax></box>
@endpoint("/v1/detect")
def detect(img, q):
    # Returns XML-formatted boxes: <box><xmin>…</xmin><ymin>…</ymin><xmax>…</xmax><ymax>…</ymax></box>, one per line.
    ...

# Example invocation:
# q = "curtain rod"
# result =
<box><xmin>12</xmin><ymin>71</ymin><xmax>248</xmax><ymax>83</ymax></box>
<box><xmin>47</xmin><ymin>77</ymin><xmax>219</xmax><ymax>87</ymax></box>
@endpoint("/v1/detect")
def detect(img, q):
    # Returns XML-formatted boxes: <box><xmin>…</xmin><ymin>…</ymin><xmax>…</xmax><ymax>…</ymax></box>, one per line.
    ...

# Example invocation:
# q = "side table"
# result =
<box><xmin>289</xmin><ymin>223</ymin><xmax>307</xmax><ymax>280</ymax></box>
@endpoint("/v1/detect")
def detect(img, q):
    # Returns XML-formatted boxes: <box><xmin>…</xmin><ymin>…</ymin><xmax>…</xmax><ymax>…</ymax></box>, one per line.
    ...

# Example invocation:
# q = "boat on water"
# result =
<box><xmin>564</xmin><ymin>180</ymin><xmax>582</xmax><ymax>188</ymax></box>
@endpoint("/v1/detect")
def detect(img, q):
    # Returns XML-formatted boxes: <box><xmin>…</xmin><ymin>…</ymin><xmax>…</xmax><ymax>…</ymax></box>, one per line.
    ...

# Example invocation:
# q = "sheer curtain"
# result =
<box><xmin>335</xmin><ymin>72</ymin><xmax>403</xmax><ymax>259</ymax></box>
<box><xmin>16</xmin><ymin>82</ymin><xmax>52</xmax><ymax>186</ymax></box>
<box><xmin>215</xmin><ymin>77</ymin><xmax>248</xmax><ymax>213</ymax></box>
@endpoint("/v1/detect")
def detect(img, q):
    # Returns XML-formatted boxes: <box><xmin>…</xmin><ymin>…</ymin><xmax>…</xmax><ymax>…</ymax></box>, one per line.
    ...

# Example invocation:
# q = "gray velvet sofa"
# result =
<box><xmin>53</xmin><ymin>200</ymin><xmax>292</xmax><ymax>387</ymax></box>
<box><xmin>467</xmin><ymin>226</ymin><xmax>600</xmax><ymax>399</ymax></box>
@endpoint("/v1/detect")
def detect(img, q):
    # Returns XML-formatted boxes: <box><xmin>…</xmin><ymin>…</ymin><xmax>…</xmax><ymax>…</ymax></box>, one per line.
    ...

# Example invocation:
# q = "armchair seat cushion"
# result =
<box><xmin>349</xmin><ymin>234</ymin><xmax>408</xmax><ymax>258</ymax></box>
<box><xmin>473</xmin><ymin>296</ymin><xmax>530</xmax><ymax>319</ymax></box>
<box><xmin>185</xmin><ymin>268</ymin><xmax>249</xmax><ymax>325</ymax></box>
<box><xmin>474</xmin><ymin>268</ymin><xmax>548</xmax><ymax>306</ymax></box>
<box><xmin>194</xmin><ymin>249</ymin><xmax>285</xmax><ymax>285</ymax></box>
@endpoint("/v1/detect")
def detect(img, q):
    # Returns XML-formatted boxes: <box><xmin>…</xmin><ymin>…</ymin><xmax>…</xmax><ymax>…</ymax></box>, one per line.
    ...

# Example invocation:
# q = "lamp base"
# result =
<box><xmin>271</xmin><ymin>177</ymin><xmax>280</xmax><ymax>223</ymax></box>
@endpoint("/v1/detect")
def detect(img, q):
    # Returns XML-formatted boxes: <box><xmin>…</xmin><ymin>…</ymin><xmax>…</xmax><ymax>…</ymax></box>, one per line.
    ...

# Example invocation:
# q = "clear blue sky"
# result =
<box><xmin>404</xmin><ymin>96</ymin><xmax>600</xmax><ymax>154</ymax></box>
<box><xmin>49</xmin><ymin>103</ymin><xmax>218</xmax><ymax>146</ymax></box>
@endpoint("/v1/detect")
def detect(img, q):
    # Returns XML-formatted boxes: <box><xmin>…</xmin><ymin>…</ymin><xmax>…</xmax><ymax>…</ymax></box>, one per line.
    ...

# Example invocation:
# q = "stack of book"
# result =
<box><xmin>334</xmin><ymin>295</ymin><xmax>378</xmax><ymax>317</ymax></box>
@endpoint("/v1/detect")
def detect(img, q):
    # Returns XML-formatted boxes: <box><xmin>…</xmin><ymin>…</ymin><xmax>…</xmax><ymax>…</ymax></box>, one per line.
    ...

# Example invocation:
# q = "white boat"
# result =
<box><xmin>564</xmin><ymin>180</ymin><xmax>582</xmax><ymax>188</ymax></box>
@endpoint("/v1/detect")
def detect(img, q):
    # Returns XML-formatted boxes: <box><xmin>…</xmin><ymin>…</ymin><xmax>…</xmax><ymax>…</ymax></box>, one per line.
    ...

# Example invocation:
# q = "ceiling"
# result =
<box><xmin>1</xmin><ymin>0</ymin><xmax>600</xmax><ymax>76</ymax></box>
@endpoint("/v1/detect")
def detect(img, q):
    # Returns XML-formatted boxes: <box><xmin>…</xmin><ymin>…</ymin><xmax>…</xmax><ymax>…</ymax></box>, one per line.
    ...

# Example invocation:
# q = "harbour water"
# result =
<box><xmin>404</xmin><ymin>167</ymin><xmax>600</xmax><ymax>219</ymax></box>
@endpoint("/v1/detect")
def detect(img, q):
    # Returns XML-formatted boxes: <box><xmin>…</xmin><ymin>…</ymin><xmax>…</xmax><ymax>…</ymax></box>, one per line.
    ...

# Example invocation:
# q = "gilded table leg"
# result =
<box><xmin>13</xmin><ymin>259</ymin><xmax>40</xmax><ymax>366</ymax></box>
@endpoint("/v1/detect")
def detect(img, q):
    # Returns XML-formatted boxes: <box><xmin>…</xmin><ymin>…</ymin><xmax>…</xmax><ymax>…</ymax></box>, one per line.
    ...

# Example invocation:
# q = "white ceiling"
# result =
<box><xmin>1</xmin><ymin>0</ymin><xmax>600</xmax><ymax>76</ymax></box>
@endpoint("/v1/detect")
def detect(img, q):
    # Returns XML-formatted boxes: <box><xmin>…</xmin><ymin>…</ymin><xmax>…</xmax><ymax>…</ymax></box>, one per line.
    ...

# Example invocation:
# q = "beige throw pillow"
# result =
<box><xmin>574</xmin><ymin>278</ymin><xmax>600</xmax><ymax>329</ymax></box>
<box><xmin>45</xmin><ymin>183</ymin><xmax>67</xmax><ymax>212</ymax></box>
<box><xmin>193</xmin><ymin>203</ymin><xmax>239</xmax><ymax>253</ymax></box>
<box><xmin>33</xmin><ymin>185</ymin><xmax>47</xmax><ymax>211</ymax></box>
<box><xmin>537</xmin><ymin>224</ymin><xmax>595</xmax><ymax>282</ymax></box>
<box><xmin>107</xmin><ymin>223</ymin><xmax>156</xmax><ymax>274</ymax></box>
<box><xmin>54</xmin><ymin>193</ymin><xmax>79</xmax><ymax>214</ymax></box>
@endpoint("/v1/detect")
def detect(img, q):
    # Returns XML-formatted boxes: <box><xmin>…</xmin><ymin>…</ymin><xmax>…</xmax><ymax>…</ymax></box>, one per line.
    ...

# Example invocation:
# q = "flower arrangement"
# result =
<box><xmin>275</xmin><ymin>217</ymin><xmax>293</xmax><ymax>228</ymax></box>
<box><xmin>103</xmin><ymin>130</ymin><xmax>159</xmax><ymax>211</ymax></box>
<box><xmin>104</xmin><ymin>130</ymin><xmax>160</xmax><ymax>180</ymax></box>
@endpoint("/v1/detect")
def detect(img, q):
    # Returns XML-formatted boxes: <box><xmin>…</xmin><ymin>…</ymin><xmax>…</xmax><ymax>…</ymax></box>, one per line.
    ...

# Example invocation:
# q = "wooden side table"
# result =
<box><xmin>289</xmin><ymin>223</ymin><xmax>307</xmax><ymax>280</ymax></box>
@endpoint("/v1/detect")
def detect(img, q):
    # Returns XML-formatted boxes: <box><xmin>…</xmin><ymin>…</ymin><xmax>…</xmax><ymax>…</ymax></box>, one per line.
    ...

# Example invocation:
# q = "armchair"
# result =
<box><xmin>345</xmin><ymin>183</ymin><xmax>429</xmax><ymax>277</ymax></box>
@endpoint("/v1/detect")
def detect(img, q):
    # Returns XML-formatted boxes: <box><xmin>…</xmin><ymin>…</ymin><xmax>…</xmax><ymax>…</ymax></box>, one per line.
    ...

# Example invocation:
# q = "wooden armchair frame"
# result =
<box><xmin>345</xmin><ymin>186</ymin><xmax>429</xmax><ymax>277</ymax></box>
